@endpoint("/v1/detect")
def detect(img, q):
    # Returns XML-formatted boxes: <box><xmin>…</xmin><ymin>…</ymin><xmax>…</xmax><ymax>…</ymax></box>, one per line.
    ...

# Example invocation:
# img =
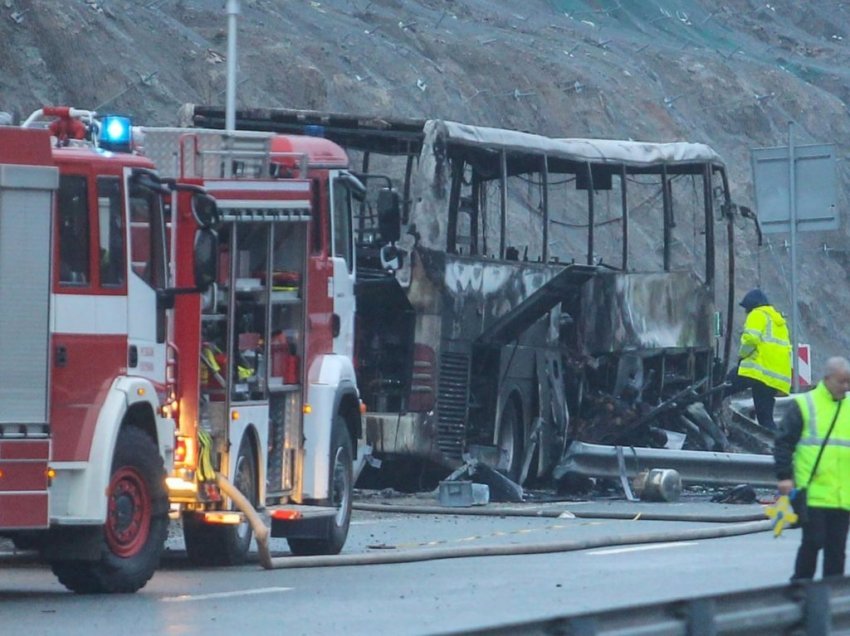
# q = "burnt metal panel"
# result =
<box><xmin>436</xmin><ymin>352</ymin><xmax>470</xmax><ymax>459</ymax></box>
<box><xmin>427</xmin><ymin>249</ymin><xmax>566</xmax><ymax>345</ymax></box>
<box><xmin>476</xmin><ymin>265</ymin><xmax>597</xmax><ymax>346</ymax></box>
<box><xmin>579</xmin><ymin>272</ymin><xmax>713</xmax><ymax>354</ymax></box>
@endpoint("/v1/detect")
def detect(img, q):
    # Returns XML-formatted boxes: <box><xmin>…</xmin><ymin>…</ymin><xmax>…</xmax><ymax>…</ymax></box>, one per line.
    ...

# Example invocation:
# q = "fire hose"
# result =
<box><xmin>216</xmin><ymin>473</ymin><xmax>771</xmax><ymax>571</ymax></box>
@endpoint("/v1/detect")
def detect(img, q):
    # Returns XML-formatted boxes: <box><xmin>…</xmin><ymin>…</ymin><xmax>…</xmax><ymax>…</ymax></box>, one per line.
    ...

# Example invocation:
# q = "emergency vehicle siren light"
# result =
<box><xmin>303</xmin><ymin>124</ymin><xmax>325</xmax><ymax>137</ymax></box>
<box><xmin>99</xmin><ymin>115</ymin><xmax>132</xmax><ymax>152</ymax></box>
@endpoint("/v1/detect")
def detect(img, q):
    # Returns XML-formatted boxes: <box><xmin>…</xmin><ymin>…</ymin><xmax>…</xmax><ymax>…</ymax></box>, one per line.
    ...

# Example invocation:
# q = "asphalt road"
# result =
<box><xmin>0</xmin><ymin>501</ymin><xmax>802</xmax><ymax>635</ymax></box>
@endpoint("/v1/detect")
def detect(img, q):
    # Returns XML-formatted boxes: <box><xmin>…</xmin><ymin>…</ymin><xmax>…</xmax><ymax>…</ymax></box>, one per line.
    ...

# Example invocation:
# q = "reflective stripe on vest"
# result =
<box><xmin>756</xmin><ymin>309</ymin><xmax>791</xmax><ymax>347</ymax></box>
<box><xmin>738</xmin><ymin>306</ymin><xmax>791</xmax><ymax>392</ymax></box>
<box><xmin>797</xmin><ymin>391</ymin><xmax>850</xmax><ymax>447</ymax></box>
<box><xmin>739</xmin><ymin>359</ymin><xmax>792</xmax><ymax>385</ymax></box>
<box><xmin>792</xmin><ymin>384</ymin><xmax>850</xmax><ymax>510</ymax></box>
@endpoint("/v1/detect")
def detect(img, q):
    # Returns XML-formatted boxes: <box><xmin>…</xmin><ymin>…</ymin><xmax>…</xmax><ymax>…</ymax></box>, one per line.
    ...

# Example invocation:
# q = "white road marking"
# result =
<box><xmin>586</xmin><ymin>542</ymin><xmax>699</xmax><ymax>556</ymax></box>
<box><xmin>162</xmin><ymin>587</ymin><xmax>293</xmax><ymax>603</ymax></box>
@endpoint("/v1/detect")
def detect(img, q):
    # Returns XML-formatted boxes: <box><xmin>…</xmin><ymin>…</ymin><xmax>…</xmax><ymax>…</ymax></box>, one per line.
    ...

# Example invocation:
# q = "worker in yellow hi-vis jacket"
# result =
<box><xmin>775</xmin><ymin>357</ymin><xmax>850</xmax><ymax>580</ymax></box>
<box><xmin>726</xmin><ymin>288</ymin><xmax>792</xmax><ymax>431</ymax></box>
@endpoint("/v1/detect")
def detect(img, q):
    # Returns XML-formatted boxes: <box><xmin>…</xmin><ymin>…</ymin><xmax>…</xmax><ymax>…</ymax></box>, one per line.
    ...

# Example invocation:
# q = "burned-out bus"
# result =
<box><xmin>186</xmin><ymin>106</ymin><xmax>739</xmax><ymax>484</ymax></box>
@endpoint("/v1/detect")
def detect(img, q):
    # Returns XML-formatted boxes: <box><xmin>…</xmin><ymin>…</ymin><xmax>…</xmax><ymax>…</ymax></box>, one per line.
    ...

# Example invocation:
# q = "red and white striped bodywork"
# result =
<box><xmin>0</xmin><ymin>122</ymin><xmax>174</xmax><ymax>531</ymax></box>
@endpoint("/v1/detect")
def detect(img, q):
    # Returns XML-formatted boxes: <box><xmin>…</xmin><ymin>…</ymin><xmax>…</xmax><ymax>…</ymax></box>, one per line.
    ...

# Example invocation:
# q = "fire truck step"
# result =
<box><xmin>268</xmin><ymin>505</ymin><xmax>339</xmax><ymax>540</ymax></box>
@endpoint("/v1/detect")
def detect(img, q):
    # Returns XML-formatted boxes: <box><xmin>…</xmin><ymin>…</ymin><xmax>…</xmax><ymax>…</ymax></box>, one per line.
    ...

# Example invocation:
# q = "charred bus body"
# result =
<box><xmin>188</xmin><ymin>107</ymin><xmax>738</xmax><ymax>484</ymax></box>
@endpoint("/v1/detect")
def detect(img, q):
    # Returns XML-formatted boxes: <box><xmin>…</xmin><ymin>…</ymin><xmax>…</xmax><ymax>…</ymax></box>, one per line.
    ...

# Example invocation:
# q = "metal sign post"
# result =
<box><xmin>752</xmin><ymin>127</ymin><xmax>837</xmax><ymax>393</ymax></box>
<box><xmin>788</xmin><ymin>123</ymin><xmax>799</xmax><ymax>392</ymax></box>
<box><xmin>225</xmin><ymin>0</ymin><xmax>240</xmax><ymax>133</ymax></box>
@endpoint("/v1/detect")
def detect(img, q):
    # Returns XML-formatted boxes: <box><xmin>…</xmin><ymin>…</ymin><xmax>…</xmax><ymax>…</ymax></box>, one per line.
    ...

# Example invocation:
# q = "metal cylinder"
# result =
<box><xmin>639</xmin><ymin>468</ymin><xmax>682</xmax><ymax>502</ymax></box>
<box><xmin>225</xmin><ymin>0</ymin><xmax>240</xmax><ymax>133</ymax></box>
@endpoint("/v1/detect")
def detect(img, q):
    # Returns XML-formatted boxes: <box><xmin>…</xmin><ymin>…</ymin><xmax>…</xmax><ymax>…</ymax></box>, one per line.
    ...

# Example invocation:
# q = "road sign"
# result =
<box><xmin>751</xmin><ymin>143</ymin><xmax>837</xmax><ymax>234</ymax></box>
<box><xmin>795</xmin><ymin>343</ymin><xmax>811</xmax><ymax>389</ymax></box>
<box><xmin>751</xmin><ymin>126</ymin><xmax>836</xmax><ymax>391</ymax></box>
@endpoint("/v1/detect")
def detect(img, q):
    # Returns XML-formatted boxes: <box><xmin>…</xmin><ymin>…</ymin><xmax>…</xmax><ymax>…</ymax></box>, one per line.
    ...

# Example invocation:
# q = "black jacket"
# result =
<box><xmin>774</xmin><ymin>401</ymin><xmax>804</xmax><ymax>481</ymax></box>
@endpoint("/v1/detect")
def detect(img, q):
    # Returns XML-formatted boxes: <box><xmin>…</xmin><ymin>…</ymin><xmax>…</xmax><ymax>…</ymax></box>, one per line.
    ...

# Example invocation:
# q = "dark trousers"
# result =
<box><xmin>726</xmin><ymin>375</ymin><xmax>778</xmax><ymax>431</ymax></box>
<box><xmin>793</xmin><ymin>507</ymin><xmax>850</xmax><ymax>580</ymax></box>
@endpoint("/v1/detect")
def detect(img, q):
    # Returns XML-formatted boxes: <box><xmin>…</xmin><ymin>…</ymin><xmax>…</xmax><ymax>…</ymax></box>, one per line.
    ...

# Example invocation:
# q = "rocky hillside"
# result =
<box><xmin>2</xmin><ymin>0</ymin><xmax>850</xmax><ymax>376</ymax></box>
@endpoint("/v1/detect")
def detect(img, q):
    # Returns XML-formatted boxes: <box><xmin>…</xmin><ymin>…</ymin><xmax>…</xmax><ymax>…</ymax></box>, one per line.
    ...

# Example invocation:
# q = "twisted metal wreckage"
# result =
<box><xmin>186</xmin><ymin>105</ymin><xmax>764</xmax><ymax>490</ymax></box>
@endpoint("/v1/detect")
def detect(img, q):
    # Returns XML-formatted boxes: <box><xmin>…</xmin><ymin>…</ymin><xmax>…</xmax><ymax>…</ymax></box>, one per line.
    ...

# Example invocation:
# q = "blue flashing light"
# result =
<box><xmin>303</xmin><ymin>124</ymin><xmax>325</xmax><ymax>138</ymax></box>
<box><xmin>100</xmin><ymin>115</ymin><xmax>132</xmax><ymax>151</ymax></box>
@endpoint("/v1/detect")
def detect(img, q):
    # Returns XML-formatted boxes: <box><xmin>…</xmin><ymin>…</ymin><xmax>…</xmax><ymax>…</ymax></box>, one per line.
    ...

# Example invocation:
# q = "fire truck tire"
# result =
<box><xmin>497</xmin><ymin>396</ymin><xmax>523</xmax><ymax>482</ymax></box>
<box><xmin>50</xmin><ymin>426</ymin><xmax>169</xmax><ymax>594</ymax></box>
<box><xmin>183</xmin><ymin>438</ymin><xmax>257</xmax><ymax>566</ymax></box>
<box><xmin>287</xmin><ymin>417</ymin><xmax>353</xmax><ymax>556</ymax></box>
<box><xmin>11</xmin><ymin>533</ymin><xmax>44</xmax><ymax>551</ymax></box>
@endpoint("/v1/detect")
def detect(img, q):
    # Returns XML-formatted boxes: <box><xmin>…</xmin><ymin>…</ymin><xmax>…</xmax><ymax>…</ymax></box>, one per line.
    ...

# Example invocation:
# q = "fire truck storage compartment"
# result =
<box><xmin>0</xmin><ymin>152</ymin><xmax>56</xmax><ymax>529</ymax></box>
<box><xmin>267</xmin><ymin>391</ymin><xmax>302</xmax><ymax>495</ymax></box>
<box><xmin>0</xmin><ymin>439</ymin><xmax>50</xmax><ymax>528</ymax></box>
<box><xmin>200</xmin><ymin>216</ymin><xmax>307</xmax><ymax>499</ymax></box>
<box><xmin>0</xmin><ymin>162</ymin><xmax>57</xmax><ymax>433</ymax></box>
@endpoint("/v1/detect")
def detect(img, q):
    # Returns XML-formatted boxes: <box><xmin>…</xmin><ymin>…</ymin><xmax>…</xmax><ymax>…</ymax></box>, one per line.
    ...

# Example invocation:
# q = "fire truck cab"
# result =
<box><xmin>137</xmin><ymin>126</ymin><xmax>366</xmax><ymax>563</ymax></box>
<box><xmin>0</xmin><ymin>107</ymin><xmax>216</xmax><ymax>592</ymax></box>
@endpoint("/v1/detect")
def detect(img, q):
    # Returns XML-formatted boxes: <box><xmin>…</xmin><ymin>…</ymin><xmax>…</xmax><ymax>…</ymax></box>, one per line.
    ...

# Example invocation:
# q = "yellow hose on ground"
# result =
<box><xmin>210</xmin><ymin>473</ymin><xmax>772</xmax><ymax>572</ymax></box>
<box><xmin>215</xmin><ymin>473</ymin><xmax>273</xmax><ymax>569</ymax></box>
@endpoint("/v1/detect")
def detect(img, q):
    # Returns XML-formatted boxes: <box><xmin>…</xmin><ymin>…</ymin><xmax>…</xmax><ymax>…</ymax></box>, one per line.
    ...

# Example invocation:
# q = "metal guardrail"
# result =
<box><xmin>554</xmin><ymin>441</ymin><xmax>776</xmax><ymax>488</ymax></box>
<box><xmin>454</xmin><ymin>576</ymin><xmax>850</xmax><ymax>635</ymax></box>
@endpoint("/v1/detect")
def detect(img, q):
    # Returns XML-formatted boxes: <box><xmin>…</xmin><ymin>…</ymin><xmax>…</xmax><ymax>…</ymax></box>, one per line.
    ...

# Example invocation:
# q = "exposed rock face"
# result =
<box><xmin>2</xmin><ymin>0</ymin><xmax>848</xmax><ymax>377</ymax></box>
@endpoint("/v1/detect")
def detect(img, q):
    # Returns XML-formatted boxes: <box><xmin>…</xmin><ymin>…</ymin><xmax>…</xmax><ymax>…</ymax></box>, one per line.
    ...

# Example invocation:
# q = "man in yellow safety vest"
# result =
<box><xmin>775</xmin><ymin>356</ymin><xmax>850</xmax><ymax>580</ymax></box>
<box><xmin>727</xmin><ymin>288</ymin><xmax>792</xmax><ymax>431</ymax></box>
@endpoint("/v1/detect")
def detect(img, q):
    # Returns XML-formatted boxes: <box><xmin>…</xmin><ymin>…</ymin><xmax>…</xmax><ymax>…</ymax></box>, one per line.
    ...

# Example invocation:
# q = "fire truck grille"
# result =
<box><xmin>436</xmin><ymin>352</ymin><xmax>470</xmax><ymax>459</ymax></box>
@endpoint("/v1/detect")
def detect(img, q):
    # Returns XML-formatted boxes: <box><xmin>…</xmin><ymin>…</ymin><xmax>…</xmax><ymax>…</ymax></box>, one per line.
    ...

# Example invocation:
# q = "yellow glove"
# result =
<box><xmin>765</xmin><ymin>495</ymin><xmax>798</xmax><ymax>537</ymax></box>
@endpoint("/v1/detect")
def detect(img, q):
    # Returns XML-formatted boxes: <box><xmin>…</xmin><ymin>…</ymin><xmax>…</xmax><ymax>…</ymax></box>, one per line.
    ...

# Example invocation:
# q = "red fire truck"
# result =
<box><xmin>136</xmin><ymin>126</ymin><xmax>366</xmax><ymax>564</ymax></box>
<box><xmin>0</xmin><ymin>107</ymin><xmax>217</xmax><ymax>592</ymax></box>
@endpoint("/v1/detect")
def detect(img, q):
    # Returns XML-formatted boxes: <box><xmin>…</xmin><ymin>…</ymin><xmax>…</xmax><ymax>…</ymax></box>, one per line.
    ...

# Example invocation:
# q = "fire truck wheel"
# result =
<box><xmin>11</xmin><ymin>533</ymin><xmax>44</xmax><ymax>551</ymax></box>
<box><xmin>183</xmin><ymin>438</ymin><xmax>257</xmax><ymax>566</ymax></box>
<box><xmin>288</xmin><ymin>417</ymin><xmax>353</xmax><ymax>556</ymax></box>
<box><xmin>497</xmin><ymin>396</ymin><xmax>524</xmax><ymax>483</ymax></box>
<box><xmin>50</xmin><ymin>426</ymin><xmax>169</xmax><ymax>593</ymax></box>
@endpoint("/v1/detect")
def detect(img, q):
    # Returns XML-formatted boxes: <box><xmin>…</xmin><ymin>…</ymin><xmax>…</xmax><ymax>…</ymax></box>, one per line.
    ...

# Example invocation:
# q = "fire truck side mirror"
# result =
<box><xmin>377</xmin><ymin>188</ymin><xmax>401</xmax><ymax>244</ymax></box>
<box><xmin>192</xmin><ymin>193</ymin><xmax>220</xmax><ymax>228</ymax></box>
<box><xmin>193</xmin><ymin>228</ymin><xmax>218</xmax><ymax>291</ymax></box>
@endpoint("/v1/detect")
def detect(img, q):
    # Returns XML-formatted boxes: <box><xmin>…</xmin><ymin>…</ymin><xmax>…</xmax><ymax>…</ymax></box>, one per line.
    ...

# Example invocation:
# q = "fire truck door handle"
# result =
<box><xmin>332</xmin><ymin>313</ymin><xmax>341</xmax><ymax>338</ymax></box>
<box><xmin>55</xmin><ymin>346</ymin><xmax>67</xmax><ymax>368</ymax></box>
<box><xmin>128</xmin><ymin>345</ymin><xmax>138</xmax><ymax>368</ymax></box>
